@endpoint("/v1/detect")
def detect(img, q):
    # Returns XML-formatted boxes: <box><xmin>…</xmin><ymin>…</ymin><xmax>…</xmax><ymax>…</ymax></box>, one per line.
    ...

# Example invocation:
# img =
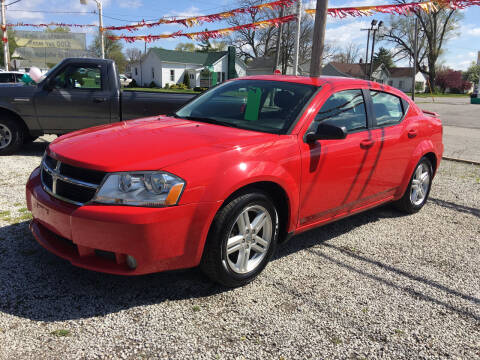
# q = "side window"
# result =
<box><xmin>314</xmin><ymin>89</ymin><xmax>367</xmax><ymax>132</ymax></box>
<box><xmin>53</xmin><ymin>65</ymin><xmax>102</xmax><ymax>90</ymax></box>
<box><xmin>0</xmin><ymin>74</ymin><xmax>10</xmax><ymax>83</ymax></box>
<box><xmin>370</xmin><ymin>91</ymin><xmax>404</xmax><ymax>126</ymax></box>
<box><xmin>170</xmin><ymin>69</ymin><xmax>175</xmax><ymax>82</ymax></box>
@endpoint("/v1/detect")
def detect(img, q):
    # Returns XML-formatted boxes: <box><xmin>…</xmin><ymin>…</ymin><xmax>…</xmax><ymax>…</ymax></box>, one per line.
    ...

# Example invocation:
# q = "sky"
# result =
<box><xmin>5</xmin><ymin>0</ymin><xmax>480</xmax><ymax>70</ymax></box>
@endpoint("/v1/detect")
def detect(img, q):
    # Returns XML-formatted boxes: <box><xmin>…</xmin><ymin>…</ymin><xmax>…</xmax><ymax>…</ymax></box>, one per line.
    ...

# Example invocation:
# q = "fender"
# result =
<box><xmin>395</xmin><ymin>139</ymin><xmax>437</xmax><ymax>199</ymax></box>
<box><xmin>0</xmin><ymin>101</ymin><xmax>41</xmax><ymax>133</ymax></box>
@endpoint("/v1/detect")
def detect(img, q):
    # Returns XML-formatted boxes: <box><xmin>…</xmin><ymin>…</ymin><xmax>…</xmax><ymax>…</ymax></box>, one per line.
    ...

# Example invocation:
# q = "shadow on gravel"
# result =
<box><xmin>429</xmin><ymin>197</ymin><xmax>480</xmax><ymax>218</ymax></box>
<box><xmin>276</xmin><ymin>205</ymin><xmax>480</xmax><ymax>322</ymax></box>
<box><xmin>16</xmin><ymin>139</ymin><xmax>50</xmax><ymax>157</ymax></box>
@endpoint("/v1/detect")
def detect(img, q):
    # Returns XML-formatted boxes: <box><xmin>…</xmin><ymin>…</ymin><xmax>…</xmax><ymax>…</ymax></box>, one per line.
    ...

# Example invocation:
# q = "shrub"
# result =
<box><xmin>128</xmin><ymin>79</ymin><xmax>138</xmax><ymax>88</ymax></box>
<box><xmin>193</xmin><ymin>87</ymin><xmax>208</xmax><ymax>92</ymax></box>
<box><xmin>164</xmin><ymin>83</ymin><xmax>170</xmax><ymax>89</ymax></box>
<box><xmin>149</xmin><ymin>81</ymin><xmax>157</xmax><ymax>88</ymax></box>
<box><xmin>183</xmin><ymin>72</ymin><xmax>191</xmax><ymax>88</ymax></box>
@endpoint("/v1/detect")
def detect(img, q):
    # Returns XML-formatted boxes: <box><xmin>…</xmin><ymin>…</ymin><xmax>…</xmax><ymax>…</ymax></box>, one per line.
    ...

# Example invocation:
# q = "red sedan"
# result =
<box><xmin>26</xmin><ymin>76</ymin><xmax>443</xmax><ymax>287</ymax></box>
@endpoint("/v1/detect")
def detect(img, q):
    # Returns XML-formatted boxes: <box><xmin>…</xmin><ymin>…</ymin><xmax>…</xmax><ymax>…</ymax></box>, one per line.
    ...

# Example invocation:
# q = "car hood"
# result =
<box><xmin>48</xmin><ymin>115</ymin><xmax>278</xmax><ymax>172</ymax></box>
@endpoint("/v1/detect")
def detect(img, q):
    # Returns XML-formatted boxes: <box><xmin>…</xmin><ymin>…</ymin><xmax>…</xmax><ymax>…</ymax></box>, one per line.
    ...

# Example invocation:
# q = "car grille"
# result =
<box><xmin>40</xmin><ymin>154</ymin><xmax>106</xmax><ymax>206</ymax></box>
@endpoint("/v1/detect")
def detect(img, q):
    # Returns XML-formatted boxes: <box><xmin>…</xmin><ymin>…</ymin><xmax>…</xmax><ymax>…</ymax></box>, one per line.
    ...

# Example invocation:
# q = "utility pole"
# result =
<box><xmin>369</xmin><ymin>21</ymin><xmax>382</xmax><ymax>80</ymax></box>
<box><xmin>309</xmin><ymin>0</ymin><xmax>329</xmax><ymax>77</ymax></box>
<box><xmin>1</xmin><ymin>0</ymin><xmax>9</xmax><ymax>70</ymax></box>
<box><xmin>80</xmin><ymin>0</ymin><xmax>104</xmax><ymax>59</ymax></box>
<box><xmin>361</xmin><ymin>20</ymin><xmax>377</xmax><ymax>79</ymax></box>
<box><xmin>293</xmin><ymin>0</ymin><xmax>302</xmax><ymax>75</ymax></box>
<box><xmin>274</xmin><ymin>7</ymin><xmax>284</xmax><ymax>72</ymax></box>
<box><xmin>411</xmin><ymin>17</ymin><xmax>419</xmax><ymax>101</ymax></box>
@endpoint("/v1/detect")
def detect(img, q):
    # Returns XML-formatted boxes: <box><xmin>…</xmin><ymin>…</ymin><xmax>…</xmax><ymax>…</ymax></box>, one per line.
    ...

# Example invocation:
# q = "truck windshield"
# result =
<box><xmin>175</xmin><ymin>80</ymin><xmax>317</xmax><ymax>134</ymax></box>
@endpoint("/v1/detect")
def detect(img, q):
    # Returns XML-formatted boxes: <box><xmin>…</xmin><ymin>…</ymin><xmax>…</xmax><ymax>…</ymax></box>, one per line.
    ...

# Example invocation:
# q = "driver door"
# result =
<box><xmin>298</xmin><ymin>88</ymin><xmax>382</xmax><ymax>228</ymax></box>
<box><xmin>34</xmin><ymin>63</ymin><xmax>112</xmax><ymax>132</ymax></box>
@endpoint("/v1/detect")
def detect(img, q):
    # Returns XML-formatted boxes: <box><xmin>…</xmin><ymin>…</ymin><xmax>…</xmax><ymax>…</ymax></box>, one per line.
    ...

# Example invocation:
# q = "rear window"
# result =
<box><xmin>370</xmin><ymin>91</ymin><xmax>404</xmax><ymax>126</ymax></box>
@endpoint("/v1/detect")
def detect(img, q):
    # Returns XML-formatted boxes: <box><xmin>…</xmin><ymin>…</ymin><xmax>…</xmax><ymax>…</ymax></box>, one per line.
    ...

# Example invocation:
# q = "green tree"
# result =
<box><xmin>463</xmin><ymin>63</ymin><xmax>480</xmax><ymax>85</ymax></box>
<box><xmin>88</xmin><ymin>30</ymin><xmax>127</xmax><ymax>72</ymax></box>
<box><xmin>45</xmin><ymin>26</ymin><xmax>70</xmax><ymax>33</ymax></box>
<box><xmin>197</xmin><ymin>31</ymin><xmax>227</xmax><ymax>52</ymax></box>
<box><xmin>373</xmin><ymin>47</ymin><xmax>395</xmax><ymax>69</ymax></box>
<box><xmin>183</xmin><ymin>71</ymin><xmax>191</xmax><ymax>88</ymax></box>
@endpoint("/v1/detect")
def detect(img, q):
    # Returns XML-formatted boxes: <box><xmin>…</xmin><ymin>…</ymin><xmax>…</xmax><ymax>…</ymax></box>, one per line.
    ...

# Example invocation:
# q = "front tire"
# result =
<box><xmin>393</xmin><ymin>157</ymin><xmax>433</xmax><ymax>213</ymax></box>
<box><xmin>200</xmin><ymin>191</ymin><xmax>279</xmax><ymax>287</ymax></box>
<box><xmin>0</xmin><ymin>116</ymin><xmax>24</xmax><ymax>155</ymax></box>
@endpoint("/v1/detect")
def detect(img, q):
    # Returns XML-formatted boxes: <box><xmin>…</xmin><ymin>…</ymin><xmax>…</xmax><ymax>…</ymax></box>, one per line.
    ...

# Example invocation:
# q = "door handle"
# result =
<box><xmin>360</xmin><ymin>139</ymin><xmax>374</xmax><ymax>149</ymax></box>
<box><xmin>93</xmin><ymin>97</ymin><xmax>107</xmax><ymax>103</ymax></box>
<box><xmin>408</xmin><ymin>129</ymin><xmax>418</xmax><ymax>138</ymax></box>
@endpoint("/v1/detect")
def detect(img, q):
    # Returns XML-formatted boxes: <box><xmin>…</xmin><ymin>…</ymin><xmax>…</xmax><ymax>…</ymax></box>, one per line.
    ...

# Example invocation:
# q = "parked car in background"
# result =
<box><xmin>0</xmin><ymin>71</ymin><xmax>25</xmax><ymax>83</ymax></box>
<box><xmin>0</xmin><ymin>58</ymin><xmax>195</xmax><ymax>155</ymax></box>
<box><xmin>119</xmin><ymin>74</ymin><xmax>132</xmax><ymax>87</ymax></box>
<box><xmin>26</xmin><ymin>76</ymin><xmax>443</xmax><ymax>287</ymax></box>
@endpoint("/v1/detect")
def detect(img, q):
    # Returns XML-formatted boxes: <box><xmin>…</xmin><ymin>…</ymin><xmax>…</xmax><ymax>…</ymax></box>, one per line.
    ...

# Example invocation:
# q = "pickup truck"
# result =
<box><xmin>0</xmin><ymin>58</ymin><xmax>196</xmax><ymax>155</ymax></box>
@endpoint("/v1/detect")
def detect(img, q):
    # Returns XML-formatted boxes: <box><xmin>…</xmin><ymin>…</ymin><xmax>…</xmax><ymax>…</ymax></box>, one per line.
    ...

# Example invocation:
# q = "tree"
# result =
<box><xmin>331</xmin><ymin>43</ymin><xmax>361</xmax><ymax>64</ymax></box>
<box><xmin>88</xmin><ymin>30</ymin><xmax>127</xmax><ymax>72</ymax></box>
<box><xmin>125</xmin><ymin>48</ymin><xmax>142</xmax><ymax>62</ymax></box>
<box><xmin>373</xmin><ymin>47</ymin><xmax>394</xmax><ymax>69</ymax></box>
<box><xmin>381</xmin><ymin>1</ymin><xmax>463</xmax><ymax>86</ymax></box>
<box><xmin>225</xmin><ymin>0</ymin><xmax>335</xmax><ymax>73</ymax></box>
<box><xmin>463</xmin><ymin>63</ymin><xmax>480</xmax><ymax>85</ymax></box>
<box><xmin>435</xmin><ymin>68</ymin><xmax>471</xmax><ymax>93</ymax></box>
<box><xmin>197</xmin><ymin>33</ymin><xmax>227</xmax><ymax>52</ymax></box>
<box><xmin>175</xmin><ymin>42</ymin><xmax>197</xmax><ymax>52</ymax></box>
<box><xmin>45</xmin><ymin>26</ymin><xmax>70</xmax><ymax>33</ymax></box>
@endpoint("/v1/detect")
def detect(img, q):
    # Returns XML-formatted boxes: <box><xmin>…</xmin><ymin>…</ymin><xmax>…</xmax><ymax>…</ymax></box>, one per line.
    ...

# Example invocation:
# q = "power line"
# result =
<box><xmin>7</xmin><ymin>9</ymin><xmax>94</xmax><ymax>14</ymax></box>
<box><xmin>5</xmin><ymin>0</ymin><xmax>22</xmax><ymax>6</ymax></box>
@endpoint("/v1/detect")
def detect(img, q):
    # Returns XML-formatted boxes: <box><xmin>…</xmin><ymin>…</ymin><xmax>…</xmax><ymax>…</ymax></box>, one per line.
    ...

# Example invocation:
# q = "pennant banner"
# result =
<box><xmin>104</xmin><ymin>0</ymin><xmax>294</xmax><ymax>31</ymax></box>
<box><xmin>107</xmin><ymin>14</ymin><xmax>296</xmax><ymax>43</ymax></box>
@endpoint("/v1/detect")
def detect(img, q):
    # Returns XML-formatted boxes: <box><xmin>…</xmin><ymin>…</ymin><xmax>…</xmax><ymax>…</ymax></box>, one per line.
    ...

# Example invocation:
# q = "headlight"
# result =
<box><xmin>93</xmin><ymin>171</ymin><xmax>185</xmax><ymax>207</ymax></box>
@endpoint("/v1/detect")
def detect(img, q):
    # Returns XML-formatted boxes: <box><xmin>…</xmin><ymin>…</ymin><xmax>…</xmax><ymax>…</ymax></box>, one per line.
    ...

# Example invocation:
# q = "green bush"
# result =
<box><xmin>164</xmin><ymin>83</ymin><xmax>170</xmax><ymax>89</ymax></box>
<box><xmin>128</xmin><ymin>79</ymin><xmax>138</xmax><ymax>88</ymax></box>
<box><xmin>183</xmin><ymin>72</ymin><xmax>191</xmax><ymax>88</ymax></box>
<box><xmin>149</xmin><ymin>81</ymin><xmax>157</xmax><ymax>88</ymax></box>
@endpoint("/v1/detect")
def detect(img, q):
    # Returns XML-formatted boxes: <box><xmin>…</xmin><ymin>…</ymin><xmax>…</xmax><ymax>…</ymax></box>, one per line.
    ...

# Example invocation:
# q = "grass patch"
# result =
<box><xmin>13</xmin><ymin>203</ymin><xmax>22</xmax><ymax>207</ymax></box>
<box><xmin>192</xmin><ymin>305</ymin><xmax>201</xmax><ymax>312</ymax></box>
<box><xmin>408</xmin><ymin>93</ymin><xmax>470</xmax><ymax>98</ymax></box>
<box><xmin>51</xmin><ymin>329</ymin><xmax>70</xmax><ymax>337</ymax></box>
<box><xmin>125</xmin><ymin>88</ymin><xmax>200</xmax><ymax>94</ymax></box>
<box><xmin>18</xmin><ymin>207</ymin><xmax>29</xmax><ymax>213</ymax></box>
<box><xmin>394</xmin><ymin>329</ymin><xmax>405</xmax><ymax>335</ymax></box>
<box><xmin>330</xmin><ymin>337</ymin><xmax>343</xmax><ymax>345</ymax></box>
<box><xmin>0</xmin><ymin>210</ymin><xmax>10</xmax><ymax>217</ymax></box>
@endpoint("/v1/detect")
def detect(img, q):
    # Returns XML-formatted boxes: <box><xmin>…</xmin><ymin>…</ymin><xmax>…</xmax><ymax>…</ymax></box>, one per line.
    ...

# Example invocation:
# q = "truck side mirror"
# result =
<box><xmin>305</xmin><ymin>122</ymin><xmax>347</xmax><ymax>143</ymax></box>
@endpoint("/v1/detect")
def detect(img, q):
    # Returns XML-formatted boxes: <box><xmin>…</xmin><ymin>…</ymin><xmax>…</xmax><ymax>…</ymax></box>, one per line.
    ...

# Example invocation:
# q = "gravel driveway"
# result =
<box><xmin>0</xmin><ymin>137</ymin><xmax>479</xmax><ymax>359</ymax></box>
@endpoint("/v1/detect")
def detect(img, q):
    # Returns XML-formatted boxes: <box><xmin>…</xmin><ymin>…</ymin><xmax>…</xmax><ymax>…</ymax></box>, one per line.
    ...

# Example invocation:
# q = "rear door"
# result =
<box><xmin>367</xmin><ymin>90</ymin><xmax>419</xmax><ymax>195</ymax></box>
<box><xmin>34</xmin><ymin>62</ymin><xmax>112</xmax><ymax>132</ymax></box>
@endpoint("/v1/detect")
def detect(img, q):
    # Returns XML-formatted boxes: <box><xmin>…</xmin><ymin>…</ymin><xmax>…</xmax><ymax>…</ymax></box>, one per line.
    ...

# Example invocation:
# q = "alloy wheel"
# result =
<box><xmin>226</xmin><ymin>205</ymin><xmax>273</xmax><ymax>274</ymax></box>
<box><xmin>410</xmin><ymin>162</ymin><xmax>430</xmax><ymax>206</ymax></box>
<box><xmin>0</xmin><ymin>123</ymin><xmax>12</xmax><ymax>150</ymax></box>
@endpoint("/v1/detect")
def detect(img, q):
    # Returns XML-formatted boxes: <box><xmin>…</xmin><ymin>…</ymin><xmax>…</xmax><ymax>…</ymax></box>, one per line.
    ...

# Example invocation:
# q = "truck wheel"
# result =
<box><xmin>393</xmin><ymin>157</ymin><xmax>433</xmax><ymax>214</ymax></box>
<box><xmin>200</xmin><ymin>191</ymin><xmax>279</xmax><ymax>287</ymax></box>
<box><xmin>0</xmin><ymin>116</ymin><xmax>24</xmax><ymax>155</ymax></box>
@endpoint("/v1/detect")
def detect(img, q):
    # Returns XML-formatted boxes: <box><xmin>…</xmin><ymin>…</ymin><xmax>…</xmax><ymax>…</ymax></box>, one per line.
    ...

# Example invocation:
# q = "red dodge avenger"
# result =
<box><xmin>26</xmin><ymin>76</ymin><xmax>443</xmax><ymax>287</ymax></box>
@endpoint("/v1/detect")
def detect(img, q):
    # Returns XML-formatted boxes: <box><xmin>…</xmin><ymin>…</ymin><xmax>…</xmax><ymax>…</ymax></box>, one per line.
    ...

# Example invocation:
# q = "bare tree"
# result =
<box><xmin>125</xmin><ymin>48</ymin><xmax>142</xmax><ymax>62</ymax></box>
<box><xmin>331</xmin><ymin>43</ymin><xmax>361</xmax><ymax>64</ymax></box>
<box><xmin>380</xmin><ymin>1</ymin><xmax>463</xmax><ymax>85</ymax></box>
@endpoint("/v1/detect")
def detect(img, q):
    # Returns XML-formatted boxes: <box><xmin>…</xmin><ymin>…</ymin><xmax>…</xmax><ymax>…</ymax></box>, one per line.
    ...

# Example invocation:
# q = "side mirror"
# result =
<box><xmin>43</xmin><ymin>79</ymin><xmax>54</xmax><ymax>91</ymax></box>
<box><xmin>305</xmin><ymin>122</ymin><xmax>347</xmax><ymax>143</ymax></box>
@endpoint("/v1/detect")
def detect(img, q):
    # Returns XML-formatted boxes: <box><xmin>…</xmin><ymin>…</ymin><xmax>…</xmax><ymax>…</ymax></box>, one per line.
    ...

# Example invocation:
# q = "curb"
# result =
<box><xmin>442</xmin><ymin>156</ymin><xmax>480</xmax><ymax>166</ymax></box>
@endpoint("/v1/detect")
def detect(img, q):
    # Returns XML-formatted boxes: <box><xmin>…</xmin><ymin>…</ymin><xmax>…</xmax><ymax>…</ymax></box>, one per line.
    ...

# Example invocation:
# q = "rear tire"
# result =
<box><xmin>200</xmin><ymin>191</ymin><xmax>279</xmax><ymax>287</ymax></box>
<box><xmin>0</xmin><ymin>116</ymin><xmax>24</xmax><ymax>155</ymax></box>
<box><xmin>393</xmin><ymin>157</ymin><xmax>433</xmax><ymax>214</ymax></box>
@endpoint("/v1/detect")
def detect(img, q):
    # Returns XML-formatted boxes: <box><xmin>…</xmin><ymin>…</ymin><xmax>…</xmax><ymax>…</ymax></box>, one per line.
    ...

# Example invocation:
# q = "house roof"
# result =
<box><xmin>150</xmin><ymin>48</ymin><xmax>227</xmax><ymax>65</ymax></box>
<box><xmin>389</xmin><ymin>67</ymin><xmax>415</xmax><ymax>78</ymax></box>
<box><xmin>330</xmin><ymin>62</ymin><xmax>369</xmax><ymax>78</ymax></box>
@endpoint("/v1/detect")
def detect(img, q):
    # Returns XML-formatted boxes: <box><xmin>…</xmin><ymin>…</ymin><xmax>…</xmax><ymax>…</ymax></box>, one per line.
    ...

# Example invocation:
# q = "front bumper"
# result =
<box><xmin>26</xmin><ymin>167</ymin><xmax>218</xmax><ymax>275</ymax></box>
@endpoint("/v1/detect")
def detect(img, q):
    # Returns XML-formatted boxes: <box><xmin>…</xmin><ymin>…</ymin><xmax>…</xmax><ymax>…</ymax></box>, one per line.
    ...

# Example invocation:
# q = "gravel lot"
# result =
<box><xmin>0</xmin><ymin>137</ymin><xmax>479</xmax><ymax>359</ymax></box>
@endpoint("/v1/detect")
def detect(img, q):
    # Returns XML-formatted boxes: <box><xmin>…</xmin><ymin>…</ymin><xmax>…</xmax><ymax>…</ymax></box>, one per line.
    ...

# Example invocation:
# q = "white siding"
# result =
<box><xmin>131</xmin><ymin>51</ymin><xmax>160</xmax><ymax>87</ymax></box>
<box><xmin>235</xmin><ymin>62</ymin><xmax>247</xmax><ymax>77</ymax></box>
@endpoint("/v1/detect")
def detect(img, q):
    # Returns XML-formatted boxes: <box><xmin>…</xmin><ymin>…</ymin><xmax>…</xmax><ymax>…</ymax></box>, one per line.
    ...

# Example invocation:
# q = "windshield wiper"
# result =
<box><xmin>182</xmin><ymin>116</ymin><xmax>238</xmax><ymax>128</ymax></box>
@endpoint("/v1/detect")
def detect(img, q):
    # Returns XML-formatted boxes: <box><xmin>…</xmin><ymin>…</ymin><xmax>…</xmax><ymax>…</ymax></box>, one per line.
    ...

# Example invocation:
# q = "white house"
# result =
<box><xmin>322</xmin><ymin>62</ymin><xmax>427</xmax><ymax>93</ymax></box>
<box><xmin>131</xmin><ymin>46</ymin><xmax>247</xmax><ymax>88</ymax></box>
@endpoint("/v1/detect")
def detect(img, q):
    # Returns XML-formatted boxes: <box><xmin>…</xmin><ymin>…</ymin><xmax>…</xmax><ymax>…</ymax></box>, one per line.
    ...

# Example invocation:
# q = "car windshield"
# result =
<box><xmin>175</xmin><ymin>80</ymin><xmax>318</xmax><ymax>134</ymax></box>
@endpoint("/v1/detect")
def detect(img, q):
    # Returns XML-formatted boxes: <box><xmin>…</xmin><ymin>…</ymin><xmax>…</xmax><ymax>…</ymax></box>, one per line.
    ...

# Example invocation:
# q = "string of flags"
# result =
<box><xmin>3</xmin><ymin>0</ymin><xmax>480</xmax><ymax>43</ymax></box>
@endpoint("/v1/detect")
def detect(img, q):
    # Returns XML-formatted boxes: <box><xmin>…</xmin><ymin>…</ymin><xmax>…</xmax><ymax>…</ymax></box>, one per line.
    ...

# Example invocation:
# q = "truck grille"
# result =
<box><xmin>40</xmin><ymin>155</ymin><xmax>106</xmax><ymax>206</ymax></box>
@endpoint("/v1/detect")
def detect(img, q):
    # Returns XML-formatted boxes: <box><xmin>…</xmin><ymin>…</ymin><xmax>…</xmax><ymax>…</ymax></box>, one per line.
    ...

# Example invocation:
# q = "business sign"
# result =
<box><xmin>14</xmin><ymin>31</ymin><xmax>87</xmax><ymax>50</ymax></box>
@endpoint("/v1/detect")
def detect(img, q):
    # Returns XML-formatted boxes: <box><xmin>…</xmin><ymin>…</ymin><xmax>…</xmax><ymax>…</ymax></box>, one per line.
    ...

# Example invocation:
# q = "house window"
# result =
<box><xmin>388</xmin><ymin>80</ymin><xmax>393</xmax><ymax>86</ymax></box>
<box><xmin>152</xmin><ymin>67</ymin><xmax>155</xmax><ymax>79</ymax></box>
<box><xmin>170</xmin><ymin>70</ymin><xmax>175</xmax><ymax>82</ymax></box>
<box><xmin>399</xmin><ymin>80</ymin><xmax>404</xmax><ymax>89</ymax></box>
<box><xmin>135</xmin><ymin>67</ymin><xmax>138</xmax><ymax>76</ymax></box>
<box><xmin>189</xmin><ymin>73</ymin><xmax>194</xmax><ymax>80</ymax></box>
